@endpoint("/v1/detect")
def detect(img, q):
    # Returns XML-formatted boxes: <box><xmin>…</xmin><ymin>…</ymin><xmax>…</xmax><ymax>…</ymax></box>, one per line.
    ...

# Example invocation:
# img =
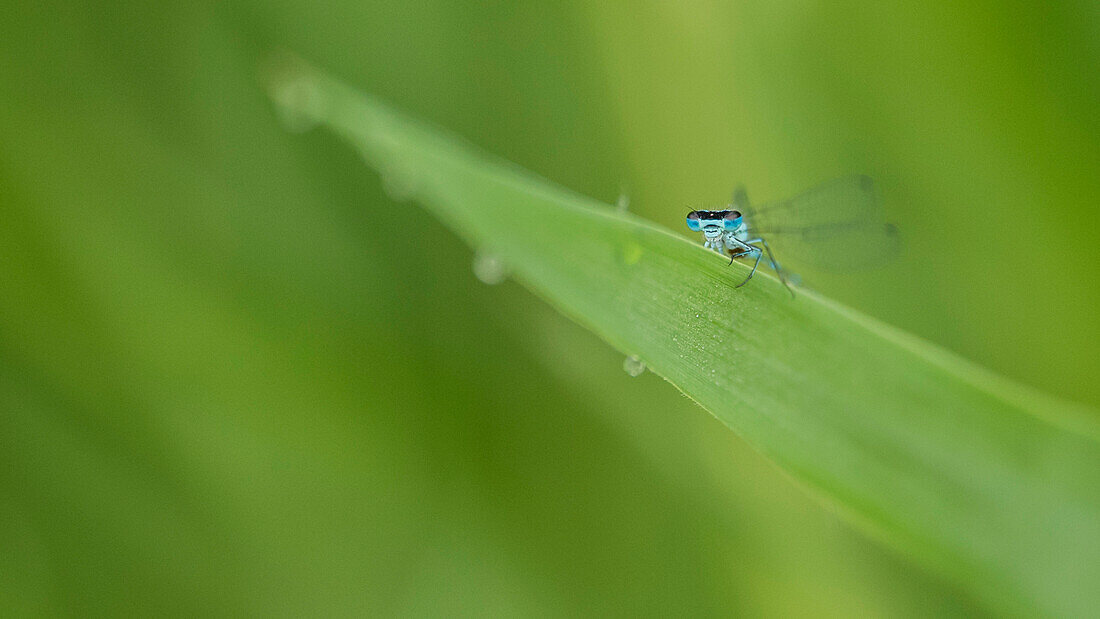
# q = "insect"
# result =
<box><xmin>686</xmin><ymin>175</ymin><xmax>899</xmax><ymax>294</ymax></box>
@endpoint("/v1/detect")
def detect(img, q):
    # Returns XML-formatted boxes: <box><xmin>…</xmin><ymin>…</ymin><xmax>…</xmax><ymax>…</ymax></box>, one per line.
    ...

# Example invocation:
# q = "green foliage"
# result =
<box><xmin>271</xmin><ymin>64</ymin><xmax>1100</xmax><ymax>617</ymax></box>
<box><xmin>3</xmin><ymin>0</ymin><xmax>1099</xmax><ymax>615</ymax></box>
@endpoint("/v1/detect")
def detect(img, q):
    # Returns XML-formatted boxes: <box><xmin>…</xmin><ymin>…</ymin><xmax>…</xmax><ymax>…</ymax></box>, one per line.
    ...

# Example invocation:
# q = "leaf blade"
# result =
<box><xmin>268</xmin><ymin>63</ymin><xmax>1100</xmax><ymax>617</ymax></box>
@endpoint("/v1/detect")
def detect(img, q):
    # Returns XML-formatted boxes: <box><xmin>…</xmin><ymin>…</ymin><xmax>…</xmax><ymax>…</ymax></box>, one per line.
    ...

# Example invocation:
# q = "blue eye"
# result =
<box><xmin>686</xmin><ymin>211</ymin><xmax>702</xmax><ymax>231</ymax></box>
<box><xmin>723</xmin><ymin>210</ymin><xmax>742</xmax><ymax>230</ymax></box>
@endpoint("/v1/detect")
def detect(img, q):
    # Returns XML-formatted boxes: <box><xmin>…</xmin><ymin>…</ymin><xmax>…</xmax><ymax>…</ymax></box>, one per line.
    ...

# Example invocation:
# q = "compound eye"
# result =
<box><xmin>686</xmin><ymin>211</ymin><xmax>702</xmax><ymax>231</ymax></box>
<box><xmin>722</xmin><ymin>210</ymin><xmax>743</xmax><ymax>230</ymax></box>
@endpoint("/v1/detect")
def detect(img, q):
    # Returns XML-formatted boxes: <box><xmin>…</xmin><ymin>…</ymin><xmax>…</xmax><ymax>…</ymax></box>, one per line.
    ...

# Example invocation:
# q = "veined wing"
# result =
<box><xmin>743</xmin><ymin>175</ymin><xmax>900</xmax><ymax>271</ymax></box>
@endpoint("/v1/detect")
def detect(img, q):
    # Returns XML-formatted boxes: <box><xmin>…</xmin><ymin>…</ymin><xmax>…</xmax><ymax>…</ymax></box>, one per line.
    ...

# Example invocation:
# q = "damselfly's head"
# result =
<box><xmin>687</xmin><ymin>209</ymin><xmax>743</xmax><ymax>238</ymax></box>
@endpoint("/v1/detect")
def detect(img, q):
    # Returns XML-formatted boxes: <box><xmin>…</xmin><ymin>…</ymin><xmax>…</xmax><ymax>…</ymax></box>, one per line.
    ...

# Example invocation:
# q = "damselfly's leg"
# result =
<box><xmin>747</xmin><ymin>237</ymin><xmax>795</xmax><ymax>297</ymax></box>
<box><xmin>736</xmin><ymin>248</ymin><xmax>762</xmax><ymax>287</ymax></box>
<box><xmin>726</xmin><ymin>236</ymin><xmax>762</xmax><ymax>287</ymax></box>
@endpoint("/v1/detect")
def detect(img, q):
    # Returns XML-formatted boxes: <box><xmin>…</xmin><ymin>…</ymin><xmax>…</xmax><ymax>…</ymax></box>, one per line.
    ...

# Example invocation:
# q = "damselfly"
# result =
<box><xmin>686</xmin><ymin>175</ymin><xmax>899</xmax><ymax>294</ymax></box>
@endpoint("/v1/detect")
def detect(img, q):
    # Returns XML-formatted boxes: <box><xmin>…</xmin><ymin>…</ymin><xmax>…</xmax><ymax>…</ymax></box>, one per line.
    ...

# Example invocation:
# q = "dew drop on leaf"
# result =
<box><xmin>622</xmin><ymin>355</ymin><xmax>646</xmax><ymax>377</ymax></box>
<box><xmin>472</xmin><ymin>252</ymin><xmax>508</xmax><ymax>285</ymax></box>
<box><xmin>615</xmin><ymin>192</ymin><xmax>630</xmax><ymax>213</ymax></box>
<box><xmin>269</xmin><ymin>76</ymin><xmax>323</xmax><ymax>133</ymax></box>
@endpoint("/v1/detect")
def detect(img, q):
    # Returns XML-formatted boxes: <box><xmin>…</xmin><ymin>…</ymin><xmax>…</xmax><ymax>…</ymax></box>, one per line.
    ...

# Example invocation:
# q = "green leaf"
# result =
<box><xmin>268</xmin><ymin>61</ymin><xmax>1100</xmax><ymax>617</ymax></box>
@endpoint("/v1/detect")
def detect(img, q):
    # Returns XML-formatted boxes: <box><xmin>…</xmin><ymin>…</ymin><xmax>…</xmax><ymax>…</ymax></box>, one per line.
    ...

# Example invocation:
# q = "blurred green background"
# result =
<box><xmin>2</xmin><ymin>0</ymin><xmax>1097</xmax><ymax>615</ymax></box>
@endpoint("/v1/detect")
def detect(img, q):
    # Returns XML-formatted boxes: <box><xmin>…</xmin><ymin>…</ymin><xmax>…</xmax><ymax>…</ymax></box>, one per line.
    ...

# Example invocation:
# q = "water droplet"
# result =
<box><xmin>270</xmin><ymin>76</ymin><xmax>323</xmax><ymax>133</ymax></box>
<box><xmin>622</xmin><ymin>355</ymin><xmax>646</xmax><ymax>377</ymax></box>
<box><xmin>472</xmin><ymin>252</ymin><xmax>508</xmax><ymax>285</ymax></box>
<box><xmin>615</xmin><ymin>192</ymin><xmax>630</xmax><ymax>213</ymax></box>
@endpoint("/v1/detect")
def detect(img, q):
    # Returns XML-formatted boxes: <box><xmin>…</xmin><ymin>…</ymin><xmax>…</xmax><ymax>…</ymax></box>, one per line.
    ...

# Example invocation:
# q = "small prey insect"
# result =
<box><xmin>686</xmin><ymin>176</ymin><xmax>899</xmax><ymax>295</ymax></box>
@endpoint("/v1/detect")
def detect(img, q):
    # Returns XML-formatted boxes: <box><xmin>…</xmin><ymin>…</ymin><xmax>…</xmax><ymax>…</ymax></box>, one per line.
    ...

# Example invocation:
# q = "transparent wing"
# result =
<box><xmin>743</xmin><ymin>175</ymin><xmax>900</xmax><ymax>271</ymax></box>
